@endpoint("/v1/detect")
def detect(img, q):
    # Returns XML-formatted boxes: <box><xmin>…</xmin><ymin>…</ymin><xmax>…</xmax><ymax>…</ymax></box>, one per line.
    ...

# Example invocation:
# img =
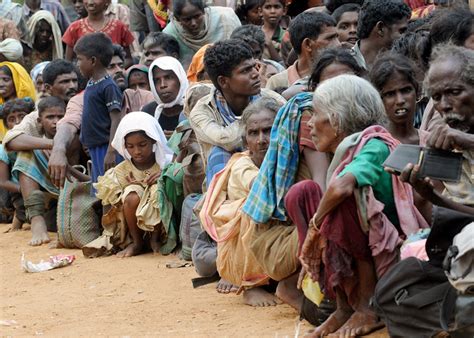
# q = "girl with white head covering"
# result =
<box><xmin>93</xmin><ymin>111</ymin><xmax>173</xmax><ymax>258</ymax></box>
<box><xmin>145</xmin><ymin>56</ymin><xmax>189</xmax><ymax>137</ymax></box>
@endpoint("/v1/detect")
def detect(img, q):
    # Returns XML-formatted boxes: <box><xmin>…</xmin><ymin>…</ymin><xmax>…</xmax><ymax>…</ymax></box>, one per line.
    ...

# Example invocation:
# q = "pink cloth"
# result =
<box><xmin>329</xmin><ymin>125</ymin><xmax>430</xmax><ymax>277</ymax></box>
<box><xmin>57</xmin><ymin>91</ymin><xmax>84</xmax><ymax>130</ymax></box>
<box><xmin>400</xmin><ymin>239</ymin><xmax>428</xmax><ymax>261</ymax></box>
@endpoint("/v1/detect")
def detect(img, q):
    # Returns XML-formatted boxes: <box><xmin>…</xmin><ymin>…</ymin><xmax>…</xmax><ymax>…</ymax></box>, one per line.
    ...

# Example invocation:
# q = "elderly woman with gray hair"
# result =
<box><xmin>285</xmin><ymin>75</ymin><xmax>428</xmax><ymax>337</ymax></box>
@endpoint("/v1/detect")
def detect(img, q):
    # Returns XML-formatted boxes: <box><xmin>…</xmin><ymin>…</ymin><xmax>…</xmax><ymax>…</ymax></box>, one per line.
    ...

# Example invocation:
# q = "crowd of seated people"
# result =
<box><xmin>0</xmin><ymin>0</ymin><xmax>473</xmax><ymax>336</ymax></box>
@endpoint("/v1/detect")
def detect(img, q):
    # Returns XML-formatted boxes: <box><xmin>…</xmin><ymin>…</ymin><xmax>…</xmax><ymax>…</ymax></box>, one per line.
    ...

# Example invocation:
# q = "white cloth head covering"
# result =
<box><xmin>26</xmin><ymin>10</ymin><xmax>64</xmax><ymax>60</ymax></box>
<box><xmin>0</xmin><ymin>38</ymin><xmax>23</xmax><ymax>61</ymax></box>
<box><xmin>30</xmin><ymin>61</ymin><xmax>50</xmax><ymax>82</ymax></box>
<box><xmin>148</xmin><ymin>56</ymin><xmax>189</xmax><ymax>120</ymax></box>
<box><xmin>111</xmin><ymin>111</ymin><xmax>173</xmax><ymax>168</ymax></box>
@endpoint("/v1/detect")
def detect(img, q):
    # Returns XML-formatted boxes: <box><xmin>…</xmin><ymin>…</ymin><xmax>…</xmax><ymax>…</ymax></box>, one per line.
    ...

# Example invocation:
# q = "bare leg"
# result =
<box><xmin>150</xmin><ymin>226</ymin><xmax>161</xmax><ymax>254</ymax></box>
<box><xmin>331</xmin><ymin>259</ymin><xmax>383</xmax><ymax>337</ymax></box>
<box><xmin>243</xmin><ymin>287</ymin><xmax>282</xmax><ymax>307</ymax></box>
<box><xmin>216</xmin><ymin>279</ymin><xmax>238</xmax><ymax>293</ymax></box>
<box><xmin>276</xmin><ymin>272</ymin><xmax>304</xmax><ymax>311</ymax></box>
<box><xmin>10</xmin><ymin>215</ymin><xmax>23</xmax><ymax>231</ymax></box>
<box><xmin>19</xmin><ymin>174</ymin><xmax>50</xmax><ymax>246</ymax></box>
<box><xmin>117</xmin><ymin>192</ymin><xmax>144</xmax><ymax>258</ymax></box>
<box><xmin>309</xmin><ymin>289</ymin><xmax>353</xmax><ymax>338</ymax></box>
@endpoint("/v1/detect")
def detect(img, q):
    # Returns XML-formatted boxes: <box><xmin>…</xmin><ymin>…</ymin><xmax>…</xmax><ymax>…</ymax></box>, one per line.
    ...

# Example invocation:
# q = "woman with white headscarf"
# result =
<box><xmin>89</xmin><ymin>111</ymin><xmax>174</xmax><ymax>258</ymax></box>
<box><xmin>23</xmin><ymin>10</ymin><xmax>63</xmax><ymax>72</ymax></box>
<box><xmin>142</xmin><ymin>56</ymin><xmax>189</xmax><ymax>138</ymax></box>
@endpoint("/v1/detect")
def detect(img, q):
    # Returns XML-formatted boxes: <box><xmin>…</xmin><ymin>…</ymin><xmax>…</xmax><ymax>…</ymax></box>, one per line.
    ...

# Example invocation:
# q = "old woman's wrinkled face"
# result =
<box><xmin>245</xmin><ymin>109</ymin><xmax>274</xmax><ymax>168</ymax></box>
<box><xmin>308</xmin><ymin>101</ymin><xmax>341</xmax><ymax>153</ymax></box>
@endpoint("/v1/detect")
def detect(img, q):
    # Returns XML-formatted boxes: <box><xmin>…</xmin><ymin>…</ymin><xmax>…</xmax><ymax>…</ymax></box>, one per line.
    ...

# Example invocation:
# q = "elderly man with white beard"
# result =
<box><xmin>373</xmin><ymin>44</ymin><xmax>474</xmax><ymax>338</ymax></box>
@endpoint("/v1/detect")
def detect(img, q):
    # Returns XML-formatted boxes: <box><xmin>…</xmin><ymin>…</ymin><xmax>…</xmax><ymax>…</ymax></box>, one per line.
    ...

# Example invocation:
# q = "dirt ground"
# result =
<box><xmin>0</xmin><ymin>223</ymin><xmax>388</xmax><ymax>337</ymax></box>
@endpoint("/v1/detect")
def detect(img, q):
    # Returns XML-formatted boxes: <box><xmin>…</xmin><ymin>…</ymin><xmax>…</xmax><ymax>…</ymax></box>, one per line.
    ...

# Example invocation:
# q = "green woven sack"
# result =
<box><xmin>57</xmin><ymin>176</ymin><xmax>102</xmax><ymax>248</ymax></box>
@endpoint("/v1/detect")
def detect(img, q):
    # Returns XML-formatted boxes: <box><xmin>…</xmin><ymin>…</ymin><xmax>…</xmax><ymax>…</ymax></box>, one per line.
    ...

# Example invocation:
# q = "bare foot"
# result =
<box><xmin>150</xmin><ymin>241</ymin><xmax>160</xmax><ymax>254</ymax></box>
<box><xmin>116</xmin><ymin>242</ymin><xmax>143</xmax><ymax>258</ymax></box>
<box><xmin>29</xmin><ymin>216</ymin><xmax>50</xmax><ymax>246</ymax></box>
<box><xmin>309</xmin><ymin>308</ymin><xmax>353</xmax><ymax>338</ymax></box>
<box><xmin>150</xmin><ymin>231</ymin><xmax>160</xmax><ymax>254</ymax></box>
<box><xmin>48</xmin><ymin>240</ymin><xmax>61</xmax><ymax>249</ymax></box>
<box><xmin>329</xmin><ymin>310</ymin><xmax>383</xmax><ymax>337</ymax></box>
<box><xmin>243</xmin><ymin>287</ymin><xmax>282</xmax><ymax>307</ymax></box>
<box><xmin>216</xmin><ymin>278</ymin><xmax>238</xmax><ymax>294</ymax></box>
<box><xmin>276</xmin><ymin>273</ymin><xmax>304</xmax><ymax>311</ymax></box>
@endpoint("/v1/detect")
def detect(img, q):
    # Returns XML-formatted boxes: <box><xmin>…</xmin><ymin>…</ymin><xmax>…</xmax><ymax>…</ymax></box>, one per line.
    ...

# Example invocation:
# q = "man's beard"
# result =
<box><xmin>444</xmin><ymin>113</ymin><xmax>470</xmax><ymax>133</ymax></box>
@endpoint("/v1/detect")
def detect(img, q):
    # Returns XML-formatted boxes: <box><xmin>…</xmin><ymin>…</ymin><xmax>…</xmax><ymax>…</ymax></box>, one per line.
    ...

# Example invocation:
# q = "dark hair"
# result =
<box><xmin>289</xmin><ymin>12</ymin><xmax>336</xmax><ymax>55</ymax></box>
<box><xmin>172</xmin><ymin>0</ymin><xmax>205</xmax><ymax>18</ymax></box>
<box><xmin>37</xmin><ymin>95</ymin><xmax>66</xmax><ymax>116</ymax></box>
<box><xmin>1</xmin><ymin>98</ymin><xmax>35</xmax><ymax>121</ymax></box>
<box><xmin>430</xmin><ymin>8</ymin><xmax>473</xmax><ymax>48</ymax></box>
<box><xmin>230</xmin><ymin>25</ymin><xmax>265</xmax><ymax>52</ymax></box>
<box><xmin>391</xmin><ymin>31</ymin><xmax>430</xmax><ymax>72</ymax></box>
<box><xmin>74</xmin><ymin>32</ymin><xmax>114</xmax><ymax>67</ymax></box>
<box><xmin>42</xmin><ymin>59</ymin><xmax>77</xmax><ymax>85</ymax></box>
<box><xmin>112</xmin><ymin>44</ymin><xmax>125</xmax><ymax>62</ymax></box>
<box><xmin>324</xmin><ymin>0</ymin><xmax>364</xmax><ymax>13</ymax></box>
<box><xmin>235</xmin><ymin>0</ymin><xmax>260</xmax><ymax>23</ymax></box>
<box><xmin>308</xmin><ymin>47</ymin><xmax>364</xmax><ymax>90</ymax></box>
<box><xmin>259</xmin><ymin>0</ymin><xmax>285</xmax><ymax>5</ymax></box>
<box><xmin>0</xmin><ymin>65</ymin><xmax>12</xmax><ymax>78</ymax></box>
<box><xmin>142</xmin><ymin>32</ymin><xmax>180</xmax><ymax>58</ymax></box>
<box><xmin>124</xmin><ymin>130</ymin><xmax>154</xmax><ymax>142</ymax></box>
<box><xmin>357</xmin><ymin>0</ymin><xmax>411</xmax><ymax>40</ymax></box>
<box><xmin>332</xmin><ymin>3</ymin><xmax>360</xmax><ymax>23</ymax></box>
<box><xmin>407</xmin><ymin>16</ymin><xmax>432</xmax><ymax>33</ymax></box>
<box><xmin>369</xmin><ymin>52</ymin><xmax>419</xmax><ymax>97</ymax></box>
<box><xmin>204</xmin><ymin>39</ymin><xmax>254</xmax><ymax>89</ymax></box>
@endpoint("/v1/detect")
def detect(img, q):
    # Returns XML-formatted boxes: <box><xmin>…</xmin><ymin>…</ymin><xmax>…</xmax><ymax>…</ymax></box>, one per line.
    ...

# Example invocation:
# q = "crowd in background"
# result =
<box><xmin>0</xmin><ymin>0</ymin><xmax>473</xmax><ymax>336</ymax></box>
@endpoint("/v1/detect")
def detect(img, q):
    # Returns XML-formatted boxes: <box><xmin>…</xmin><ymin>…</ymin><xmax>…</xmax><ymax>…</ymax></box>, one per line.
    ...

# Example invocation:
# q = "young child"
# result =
<box><xmin>94</xmin><ymin>111</ymin><xmax>173</xmax><ymax>257</ymax></box>
<box><xmin>235</xmin><ymin>0</ymin><xmax>262</xmax><ymax>25</ymax></box>
<box><xmin>74</xmin><ymin>32</ymin><xmax>124</xmax><ymax>183</ymax></box>
<box><xmin>11</xmin><ymin>96</ymin><xmax>65</xmax><ymax>246</ymax></box>
<box><xmin>126</xmin><ymin>65</ymin><xmax>150</xmax><ymax>91</ymax></box>
<box><xmin>260</xmin><ymin>0</ymin><xmax>286</xmax><ymax>62</ymax></box>
<box><xmin>62</xmin><ymin>0</ymin><xmax>134</xmax><ymax>65</ymax></box>
<box><xmin>0</xmin><ymin>98</ymin><xmax>35</xmax><ymax>227</ymax></box>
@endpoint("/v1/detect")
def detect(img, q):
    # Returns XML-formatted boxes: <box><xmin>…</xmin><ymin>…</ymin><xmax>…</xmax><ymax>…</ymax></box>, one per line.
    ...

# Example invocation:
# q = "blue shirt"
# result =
<box><xmin>80</xmin><ymin>76</ymin><xmax>122</xmax><ymax>148</ymax></box>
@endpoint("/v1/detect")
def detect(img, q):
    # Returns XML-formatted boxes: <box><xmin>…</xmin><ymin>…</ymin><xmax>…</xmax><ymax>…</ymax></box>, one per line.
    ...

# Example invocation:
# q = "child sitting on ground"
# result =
<box><xmin>260</xmin><ymin>0</ymin><xmax>286</xmax><ymax>62</ymax></box>
<box><xmin>0</xmin><ymin>98</ymin><xmax>35</xmax><ymax>227</ymax></box>
<box><xmin>74</xmin><ymin>32</ymin><xmax>124</xmax><ymax>183</ymax></box>
<box><xmin>11</xmin><ymin>96</ymin><xmax>65</xmax><ymax>245</ymax></box>
<box><xmin>93</xmin><ymin>111</ymin><xmax>173</xmax><ymax>257</ymax></box>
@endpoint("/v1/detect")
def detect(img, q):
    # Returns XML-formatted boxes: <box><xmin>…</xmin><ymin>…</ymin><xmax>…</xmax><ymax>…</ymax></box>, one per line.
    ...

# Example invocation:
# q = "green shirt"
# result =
<box><xmin>339</xmin><ymin>138</ymin><xmax>399</xmax><ymax>227</ymax></box>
